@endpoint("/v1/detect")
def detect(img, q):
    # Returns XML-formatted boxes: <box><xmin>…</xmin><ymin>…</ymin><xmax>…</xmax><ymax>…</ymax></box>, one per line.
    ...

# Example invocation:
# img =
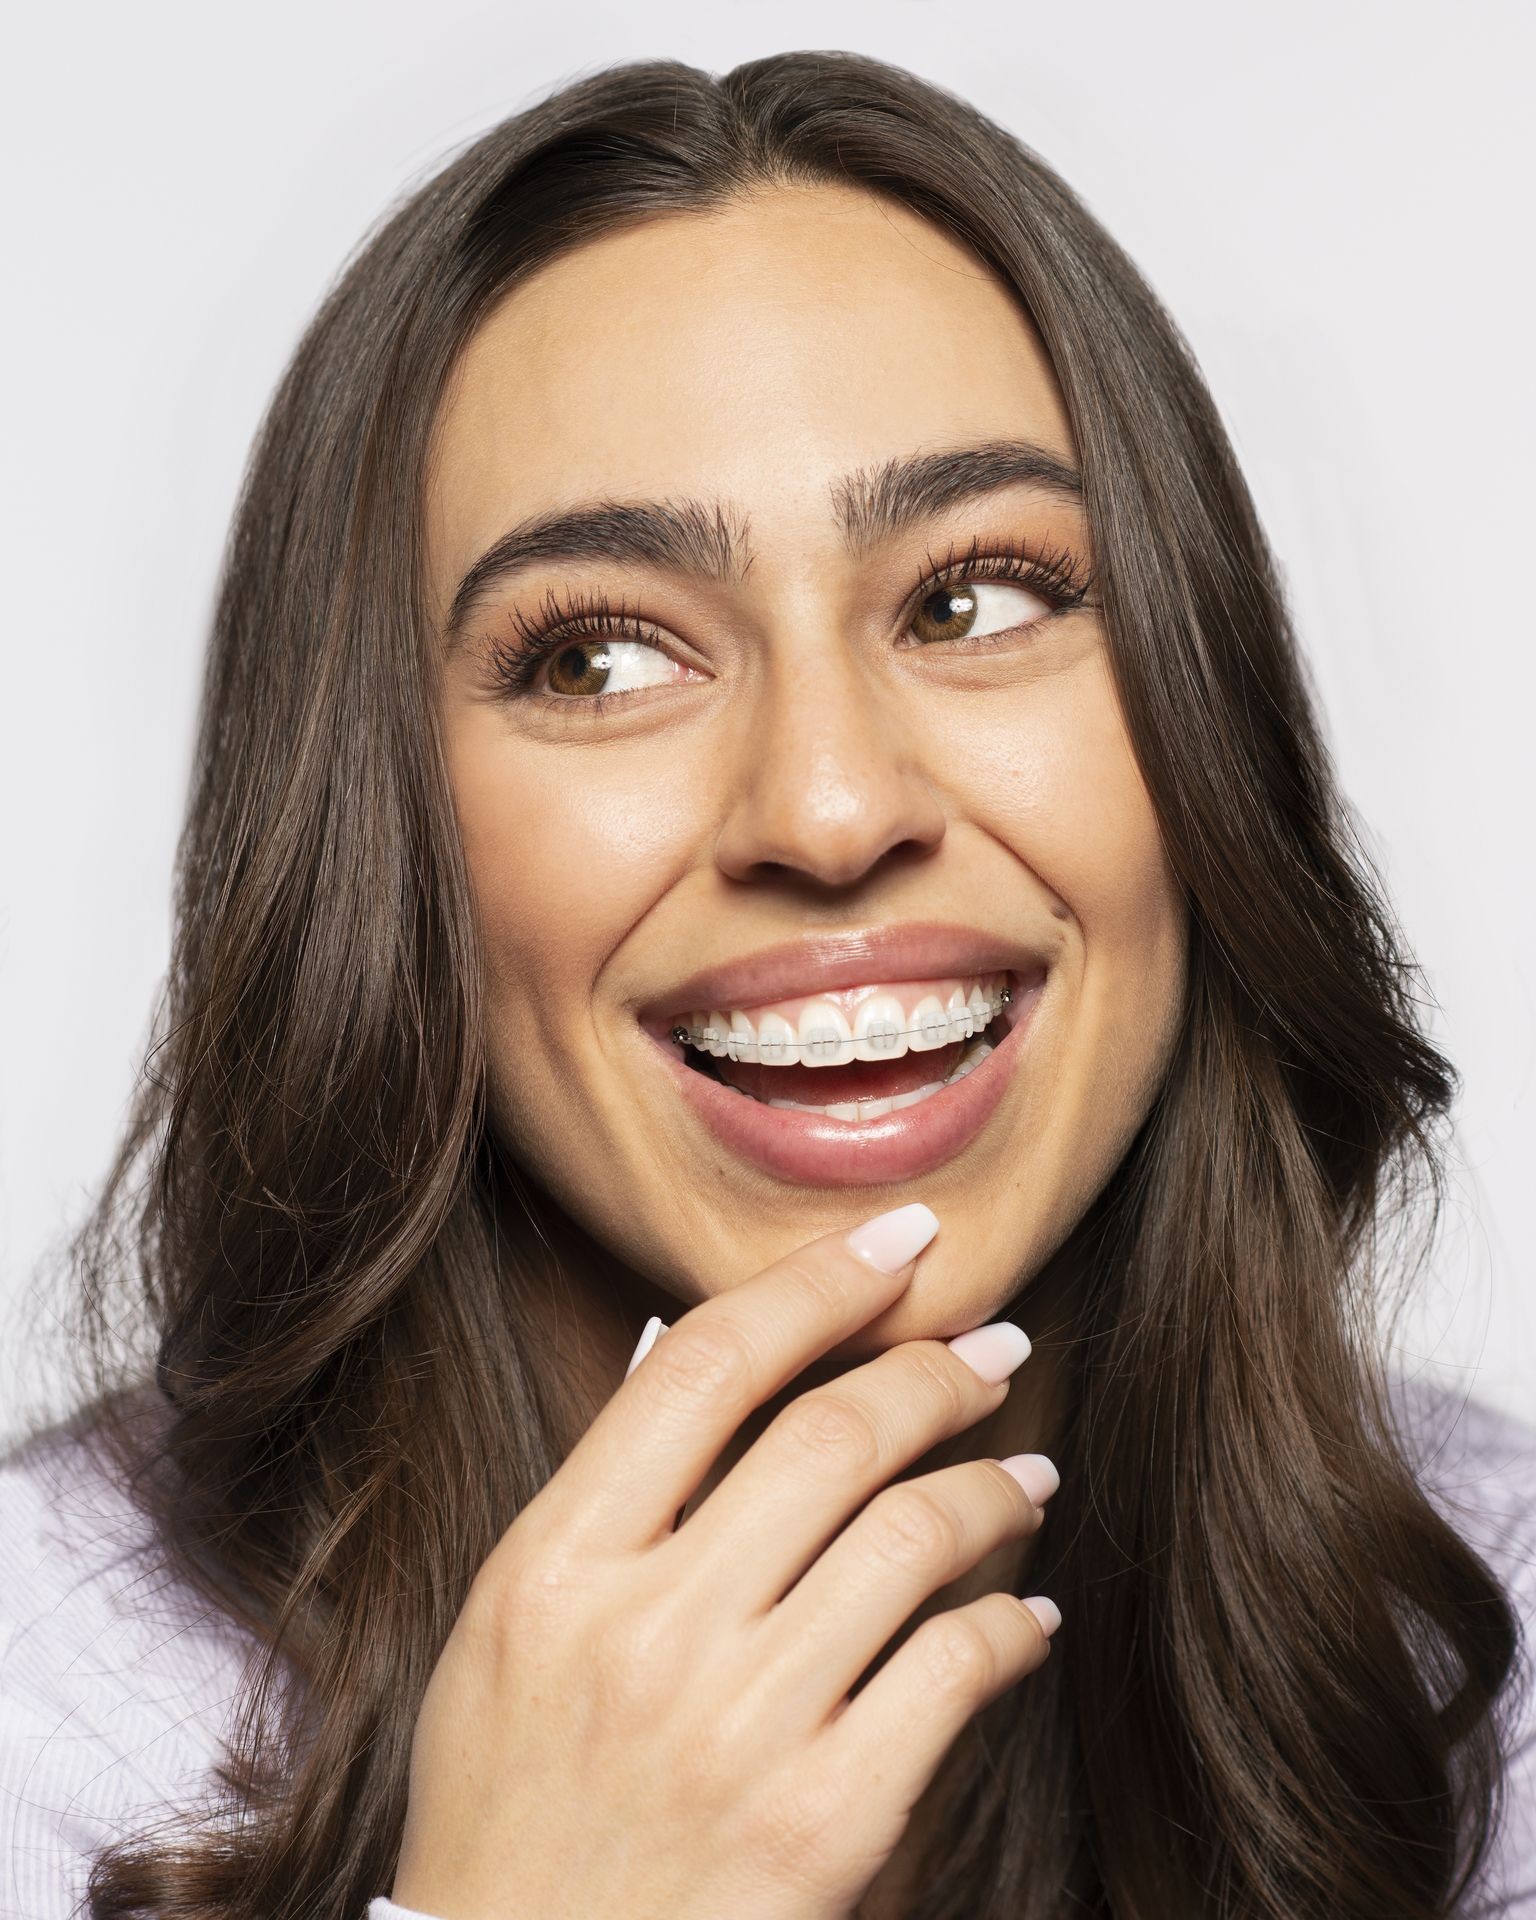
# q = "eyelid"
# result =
<box><xmin>482</xmin><ymin>531</ymin><xmax>1094</xmax><ymax>708</ymax></box>
<box><xmin>905</xmin><ymin>531</ymin><xmax>1094</xmax><ymax>613</ymax></box>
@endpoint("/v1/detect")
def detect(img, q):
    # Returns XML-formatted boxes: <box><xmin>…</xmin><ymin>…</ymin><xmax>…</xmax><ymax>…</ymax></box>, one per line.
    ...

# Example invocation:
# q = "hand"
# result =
<box><xmin>392</xmin><ymin>1203</ymin><xmax>1059</xmax><ymax>1920</ymax></box>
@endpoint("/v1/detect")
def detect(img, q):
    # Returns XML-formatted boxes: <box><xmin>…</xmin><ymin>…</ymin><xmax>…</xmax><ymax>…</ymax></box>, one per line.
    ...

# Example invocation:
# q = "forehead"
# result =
<box><xmin>425</xmin><ymin>184</ymin><xmax>1076</xmax><ymax>591</ymax></box>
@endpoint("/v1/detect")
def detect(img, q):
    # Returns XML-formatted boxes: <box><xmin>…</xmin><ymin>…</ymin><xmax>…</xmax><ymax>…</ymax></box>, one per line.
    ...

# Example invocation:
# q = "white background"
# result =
<box><xmin>2</xmin><ymin>0</ymin><xmax>1532</xmax><ymax>1442</ymax></box>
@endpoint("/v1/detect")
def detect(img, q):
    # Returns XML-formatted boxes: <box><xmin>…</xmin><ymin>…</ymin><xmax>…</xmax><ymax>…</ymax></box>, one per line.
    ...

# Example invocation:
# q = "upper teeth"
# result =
<box><xmin>672</xmin><ymin>972</ymin><xmax>1012</xmax><ymax>1067</ymax></box>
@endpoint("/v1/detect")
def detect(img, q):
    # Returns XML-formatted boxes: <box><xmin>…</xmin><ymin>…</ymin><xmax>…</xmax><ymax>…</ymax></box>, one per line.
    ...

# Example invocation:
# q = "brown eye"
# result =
<box><xmin>908</xmin><ymin>579</ymin><xmax>1047</xmax><ymax>647</ymax></box>
<box><xmin>911</xmin><ymin>585</ymin><xmax>979</xmax><ymax>644</ymax></box>
<box><xmin>546</xmin><ymin>642</ymin><xmax>613</xmax><ymax>696</ymax></box>
<box><xmin>534</xmin><ymin>635</ymin><xmax>700</xmax><ymax>703</ymax></box>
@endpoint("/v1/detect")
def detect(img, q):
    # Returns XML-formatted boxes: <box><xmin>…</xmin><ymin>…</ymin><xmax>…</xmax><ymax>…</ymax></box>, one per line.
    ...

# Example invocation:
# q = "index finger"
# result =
<box><xmin>530</xmin><ymin>1203</ymin><xmax>941</xmax><ymax>1553</ymax></box>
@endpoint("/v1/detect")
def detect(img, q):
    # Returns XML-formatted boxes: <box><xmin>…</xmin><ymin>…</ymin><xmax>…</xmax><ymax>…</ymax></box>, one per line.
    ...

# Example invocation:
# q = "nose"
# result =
<box><xmin>712</xmin><ymin>643</ymin><xmax>948</xmax><ymax>890</ymax></box>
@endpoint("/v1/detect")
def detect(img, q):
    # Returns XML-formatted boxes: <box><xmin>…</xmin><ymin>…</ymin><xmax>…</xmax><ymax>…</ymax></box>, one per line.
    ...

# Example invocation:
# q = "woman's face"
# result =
<box><xmin>428</xmin><ymin>183</ymin><xmax>1187</xmax><ymax>1351</ymax></box>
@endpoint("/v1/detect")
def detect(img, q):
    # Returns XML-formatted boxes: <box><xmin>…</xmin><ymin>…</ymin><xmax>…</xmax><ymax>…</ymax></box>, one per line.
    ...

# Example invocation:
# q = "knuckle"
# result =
<box><xmin>899</xmin><ymin>1344</ymin><xmax>971</xmax><ymax>1425</ymax></box>
<box><xmin>867</xmin><ymin>1484</ymin><xmax>961</xmax><ymax>1574</ymax></box>
<box><xmin>775</xmin><ymin>1391</ymin><xmax>882</xmax><ymax>1473</ymax></box>
<box><xmin>587</xmin><ymin>1605</ymin><xmax>677</xmax><ymax>1716</ymax></box>
<box><xmin>773</xmin><ymin>1256</ymin><xmax>862</xmax><ymax>1319</ymax></box>
<box><xmin>476</xmin><ymin>1551</ymin><xmax>579</xmax><ymax>1658</ymax></box>
<box><xmin>739</xmin><ymin>1780</ymin><xmax>842</xmax><ymax>1887</ymax></box>
<box><xmin>685</xmin><ymin>1684</ymin><xmax>757</xmax><ymax>1778</ymax></box>
<box><xmin>912</xmin><ymin>1612</ymin><xmax>999</xmax><ymax>1698</ymax></box>
<box><xmin>468</xmin><ymin>1539</ymin><xmax>581</xmax><ymax>1640</ymax></box>
<box><xmin>456</xmin><ymin>1543</ymin><xmax>587</xmax><ymax>1666</ymax></box>
<box><xmin>649</xmin><ymin>1321</ymin><xmax>757</xmax><ymax>1409</ymax></box>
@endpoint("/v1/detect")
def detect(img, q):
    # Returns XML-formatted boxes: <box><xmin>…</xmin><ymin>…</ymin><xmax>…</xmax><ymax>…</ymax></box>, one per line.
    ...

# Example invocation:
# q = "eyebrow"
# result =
<box><xmin>442</xmin><ymin>437</ymin><xmax>1082</xmax><ymax>647</ymax></box>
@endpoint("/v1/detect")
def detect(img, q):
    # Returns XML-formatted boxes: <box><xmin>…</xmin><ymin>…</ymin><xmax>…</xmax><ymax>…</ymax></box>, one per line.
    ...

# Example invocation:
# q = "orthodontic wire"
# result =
<box><xmin>671</xmin><ymin>985</ymin><xmax>1012</xmax><ymax>1054</ymax></box>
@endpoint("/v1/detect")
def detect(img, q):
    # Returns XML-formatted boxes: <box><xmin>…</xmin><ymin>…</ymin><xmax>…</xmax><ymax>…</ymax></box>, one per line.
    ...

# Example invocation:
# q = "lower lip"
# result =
<box><xmin>643</xmin><ymin>971</ymin><xmax>1045</xmax><ymax>1187</ymax></box>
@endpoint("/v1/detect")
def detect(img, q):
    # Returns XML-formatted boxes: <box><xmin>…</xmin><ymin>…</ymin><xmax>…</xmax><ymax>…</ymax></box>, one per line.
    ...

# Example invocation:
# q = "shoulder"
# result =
<box><xmin>1387</xmin><ymin>1372</ymin><xmax>1536</xmax><ymax>1914</ymax></box>
<box><xmin>0</xmin><ymin>1408</ymin><xmax>259</xmax><ymax>1920</ymax></box>
<box><xmin>1387</xmin><ymin>1372</ymin><xmax>1536</xmax><ymax>1589</ymax></box>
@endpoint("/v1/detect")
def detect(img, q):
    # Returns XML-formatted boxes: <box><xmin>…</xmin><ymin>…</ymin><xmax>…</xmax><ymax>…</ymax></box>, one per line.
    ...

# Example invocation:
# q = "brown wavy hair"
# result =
<box><xmin>63</xmin><ymin>49</ymin><xmax>1525</xmax><ymax>1920</ymax></box>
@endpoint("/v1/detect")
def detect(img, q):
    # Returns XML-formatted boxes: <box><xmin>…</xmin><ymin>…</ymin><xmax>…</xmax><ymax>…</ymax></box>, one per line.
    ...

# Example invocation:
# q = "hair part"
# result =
<box><xmin>60</xmin><ymin>49</ymin><xmax>1525</xmax><ymax>1920</ymax></box>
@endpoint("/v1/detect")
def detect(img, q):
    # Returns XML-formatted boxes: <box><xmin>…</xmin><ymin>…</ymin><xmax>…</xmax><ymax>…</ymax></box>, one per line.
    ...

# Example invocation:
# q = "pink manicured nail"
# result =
<box><xmin>844</xmin><ymin>1203</ymin><xmax>940</xmax><ymax>1274</ymax></box>
<box><xmin>946</xmin><ymin>1321</ymin><xmax>1032</xmax><ymax>1383</ymax></box>
<box><xmin>625</xmin><ymin>1315</ymin><xmax>668</xmax><ymax>1379</ymax></box>
<box><xmin>1021</xmin><ymin>1595</ymin><xmax>1062</xmax><ymax>1637</ymax></box>
<box><xmin>997</xmin><ymin>1452</ymin><xmax>1059</xmax><ymax>1505</ymax></box>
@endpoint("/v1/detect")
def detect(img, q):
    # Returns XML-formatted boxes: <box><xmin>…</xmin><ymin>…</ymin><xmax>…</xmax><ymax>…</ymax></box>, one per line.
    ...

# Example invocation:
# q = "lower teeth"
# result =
<box><xmin>738</xmin><ymin>1033</ymin><xmax>996</xmax><ymax>1122</ymax></box>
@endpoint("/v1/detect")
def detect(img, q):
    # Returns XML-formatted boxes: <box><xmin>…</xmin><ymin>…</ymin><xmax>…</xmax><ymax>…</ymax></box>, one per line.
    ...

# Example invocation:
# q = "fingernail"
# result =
<box><xmin>997</xmin><ymin>1452</ymin><xmax>1059</xmax><ymax>1505</ymax></box>
<box><xmin>844</xmin><ymin>1203</ymin><xmax>939</xmax><ymax>1274</ymax></box>
<box><xmin>946</xmin><ymin>1321</ymin><xmax>1031</xmax><ymax>1383</ymax></box>
<box><xmin>625</xmin><ymin>1315</ymin><xmax>668</xmax><ymax>1378</ymax></box>
<box><xmin>1021</xmin><ymin>1594</ymin><xmax>1062</xmax><ymax>1637</ymax></box>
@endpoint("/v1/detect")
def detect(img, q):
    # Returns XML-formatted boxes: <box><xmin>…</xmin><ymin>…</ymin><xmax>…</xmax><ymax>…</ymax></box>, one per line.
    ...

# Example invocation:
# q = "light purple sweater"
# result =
<box><xmin>2</xmin><ymin>1375</ymin><xmax>1533</xmax><ymax>1919</ymax></box>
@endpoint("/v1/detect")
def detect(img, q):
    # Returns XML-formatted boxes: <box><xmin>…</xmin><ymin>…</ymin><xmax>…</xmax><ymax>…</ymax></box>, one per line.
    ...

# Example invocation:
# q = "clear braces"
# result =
<box><xmin>671</xmin><ymin>985</ymin><xmax>1012</xmax><ymax>1058</ymax></box>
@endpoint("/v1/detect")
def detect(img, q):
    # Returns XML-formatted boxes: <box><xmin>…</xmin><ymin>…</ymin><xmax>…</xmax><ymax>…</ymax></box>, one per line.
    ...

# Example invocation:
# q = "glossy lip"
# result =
<box><xmin>636</xmin><ymin>919</ymin><xmax>1055</xmax><ymax>1024</ymax></box>
<box><xmin>642</xmin><ymin>964</ymin><xmax>1047</xmax><ymax>1187</ymax></box>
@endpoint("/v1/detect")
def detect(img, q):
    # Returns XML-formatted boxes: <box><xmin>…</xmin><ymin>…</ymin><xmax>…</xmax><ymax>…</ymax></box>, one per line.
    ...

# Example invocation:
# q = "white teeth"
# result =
<box><xmin>883</xmin><ymin>1082</ymin><xmax>940</xmax><ymax>1113</ymax></box>
<box><xmin>798</xmin><ymin>1001</ymin><xmax>855</xmax><ymax>1068</ymax></box>
<box><xmin>907</xmin><ymin>994</ymin><xmax>952</xmax><ymax>1052</ymax></box>
<box><xmin>946</xmin><ymin>1039</ymin><xmax>993</xmax><ymax>1083</ymax></box>
<box><xmin>737</xmin><ymin>1029</ymin><xmax>997</xmax><ymax>1123</ymax></box>
<box><xmin>853</xmin><ymin>994</ymin><xmax>909</xmax><ymax>1062</ymax></box>
<box><xmin>680</xmin><ymin>974</ymin><xmax>1011</xmax><ymax>1064</ymax></box>
<box><xmin>727</xmin><ymin>1011</ymin><xmax>759</xmax><ymax>1064</ymax></box>
<box><xmin>761</xmin><ymin>1081</ymin><xmax>943</xmax><ymax>1118</ymax></box>
<box><xmin>755</xmin><ymin>1010</ymin><xmax>796</xmax><ymax>1066</ymax></box>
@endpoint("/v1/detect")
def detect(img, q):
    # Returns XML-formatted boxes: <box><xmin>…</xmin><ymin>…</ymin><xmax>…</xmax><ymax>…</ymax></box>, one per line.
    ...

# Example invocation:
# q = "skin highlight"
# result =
<box><xmin>426</xmin><ymin>183</ymin><xmax>1189</xmax><ymax>1912</ymax></box>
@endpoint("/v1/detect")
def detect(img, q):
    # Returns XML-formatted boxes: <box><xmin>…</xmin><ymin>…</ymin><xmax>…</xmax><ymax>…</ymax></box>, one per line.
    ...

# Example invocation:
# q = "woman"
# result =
<box><xmin>2</xmin><ymin>48</ymin><xmax>1531</xmax><ymax>1920</ymax></box>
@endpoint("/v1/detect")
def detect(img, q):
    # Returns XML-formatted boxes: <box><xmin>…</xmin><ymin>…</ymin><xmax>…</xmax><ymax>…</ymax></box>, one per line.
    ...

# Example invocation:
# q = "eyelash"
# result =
<box><xmin>481</xmin><ymin>533</ymin><xmax>1097</xmax><ymax>716</ymax></box>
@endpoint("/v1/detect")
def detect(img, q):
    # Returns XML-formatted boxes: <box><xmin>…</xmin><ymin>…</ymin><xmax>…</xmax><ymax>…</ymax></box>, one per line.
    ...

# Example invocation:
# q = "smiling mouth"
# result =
<box><xmin>666</xmin><ymin>968</ymin><xmax>1019</xmax><ymax>1124</ymax></box>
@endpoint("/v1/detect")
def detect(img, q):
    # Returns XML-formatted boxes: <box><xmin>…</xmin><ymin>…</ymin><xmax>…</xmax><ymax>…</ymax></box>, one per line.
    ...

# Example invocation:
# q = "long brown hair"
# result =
<box><xmin>62</xmin><ymin>50</ymin><xmax>1524</xmax><ymax>1919</ymax></box>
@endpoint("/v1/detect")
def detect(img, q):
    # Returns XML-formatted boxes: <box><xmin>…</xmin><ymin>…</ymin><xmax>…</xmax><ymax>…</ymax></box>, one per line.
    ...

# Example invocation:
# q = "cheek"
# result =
<box><xmin>937</xmin><ymin>656</ymin><xmax>1187</xmax><ymax>1139</ymax></box>
<box><xmin>446</xmin><ymin>712</ymin><xmax>700</xmax><ymax>1051</ymax></box>
<box><xmin>947</xmin><ymin>657</ymin><xmax>1177</xmax><ymax>933</ymax></box>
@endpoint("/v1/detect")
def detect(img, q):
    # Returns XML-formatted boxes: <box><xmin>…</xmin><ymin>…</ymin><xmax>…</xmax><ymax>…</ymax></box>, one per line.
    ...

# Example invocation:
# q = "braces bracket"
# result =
<box><xmin>669</xmin><ymin>983</ymin><xmax>1011</xmax><ymax>1056</ymax></box>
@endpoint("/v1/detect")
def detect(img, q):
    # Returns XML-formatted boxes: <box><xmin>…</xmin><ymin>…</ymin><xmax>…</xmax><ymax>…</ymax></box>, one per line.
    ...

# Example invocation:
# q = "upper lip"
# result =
<box><xmin>638</xmin><ymin>920</ymin><xmax>1053</xmax><ymax>1025</ymax></box>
